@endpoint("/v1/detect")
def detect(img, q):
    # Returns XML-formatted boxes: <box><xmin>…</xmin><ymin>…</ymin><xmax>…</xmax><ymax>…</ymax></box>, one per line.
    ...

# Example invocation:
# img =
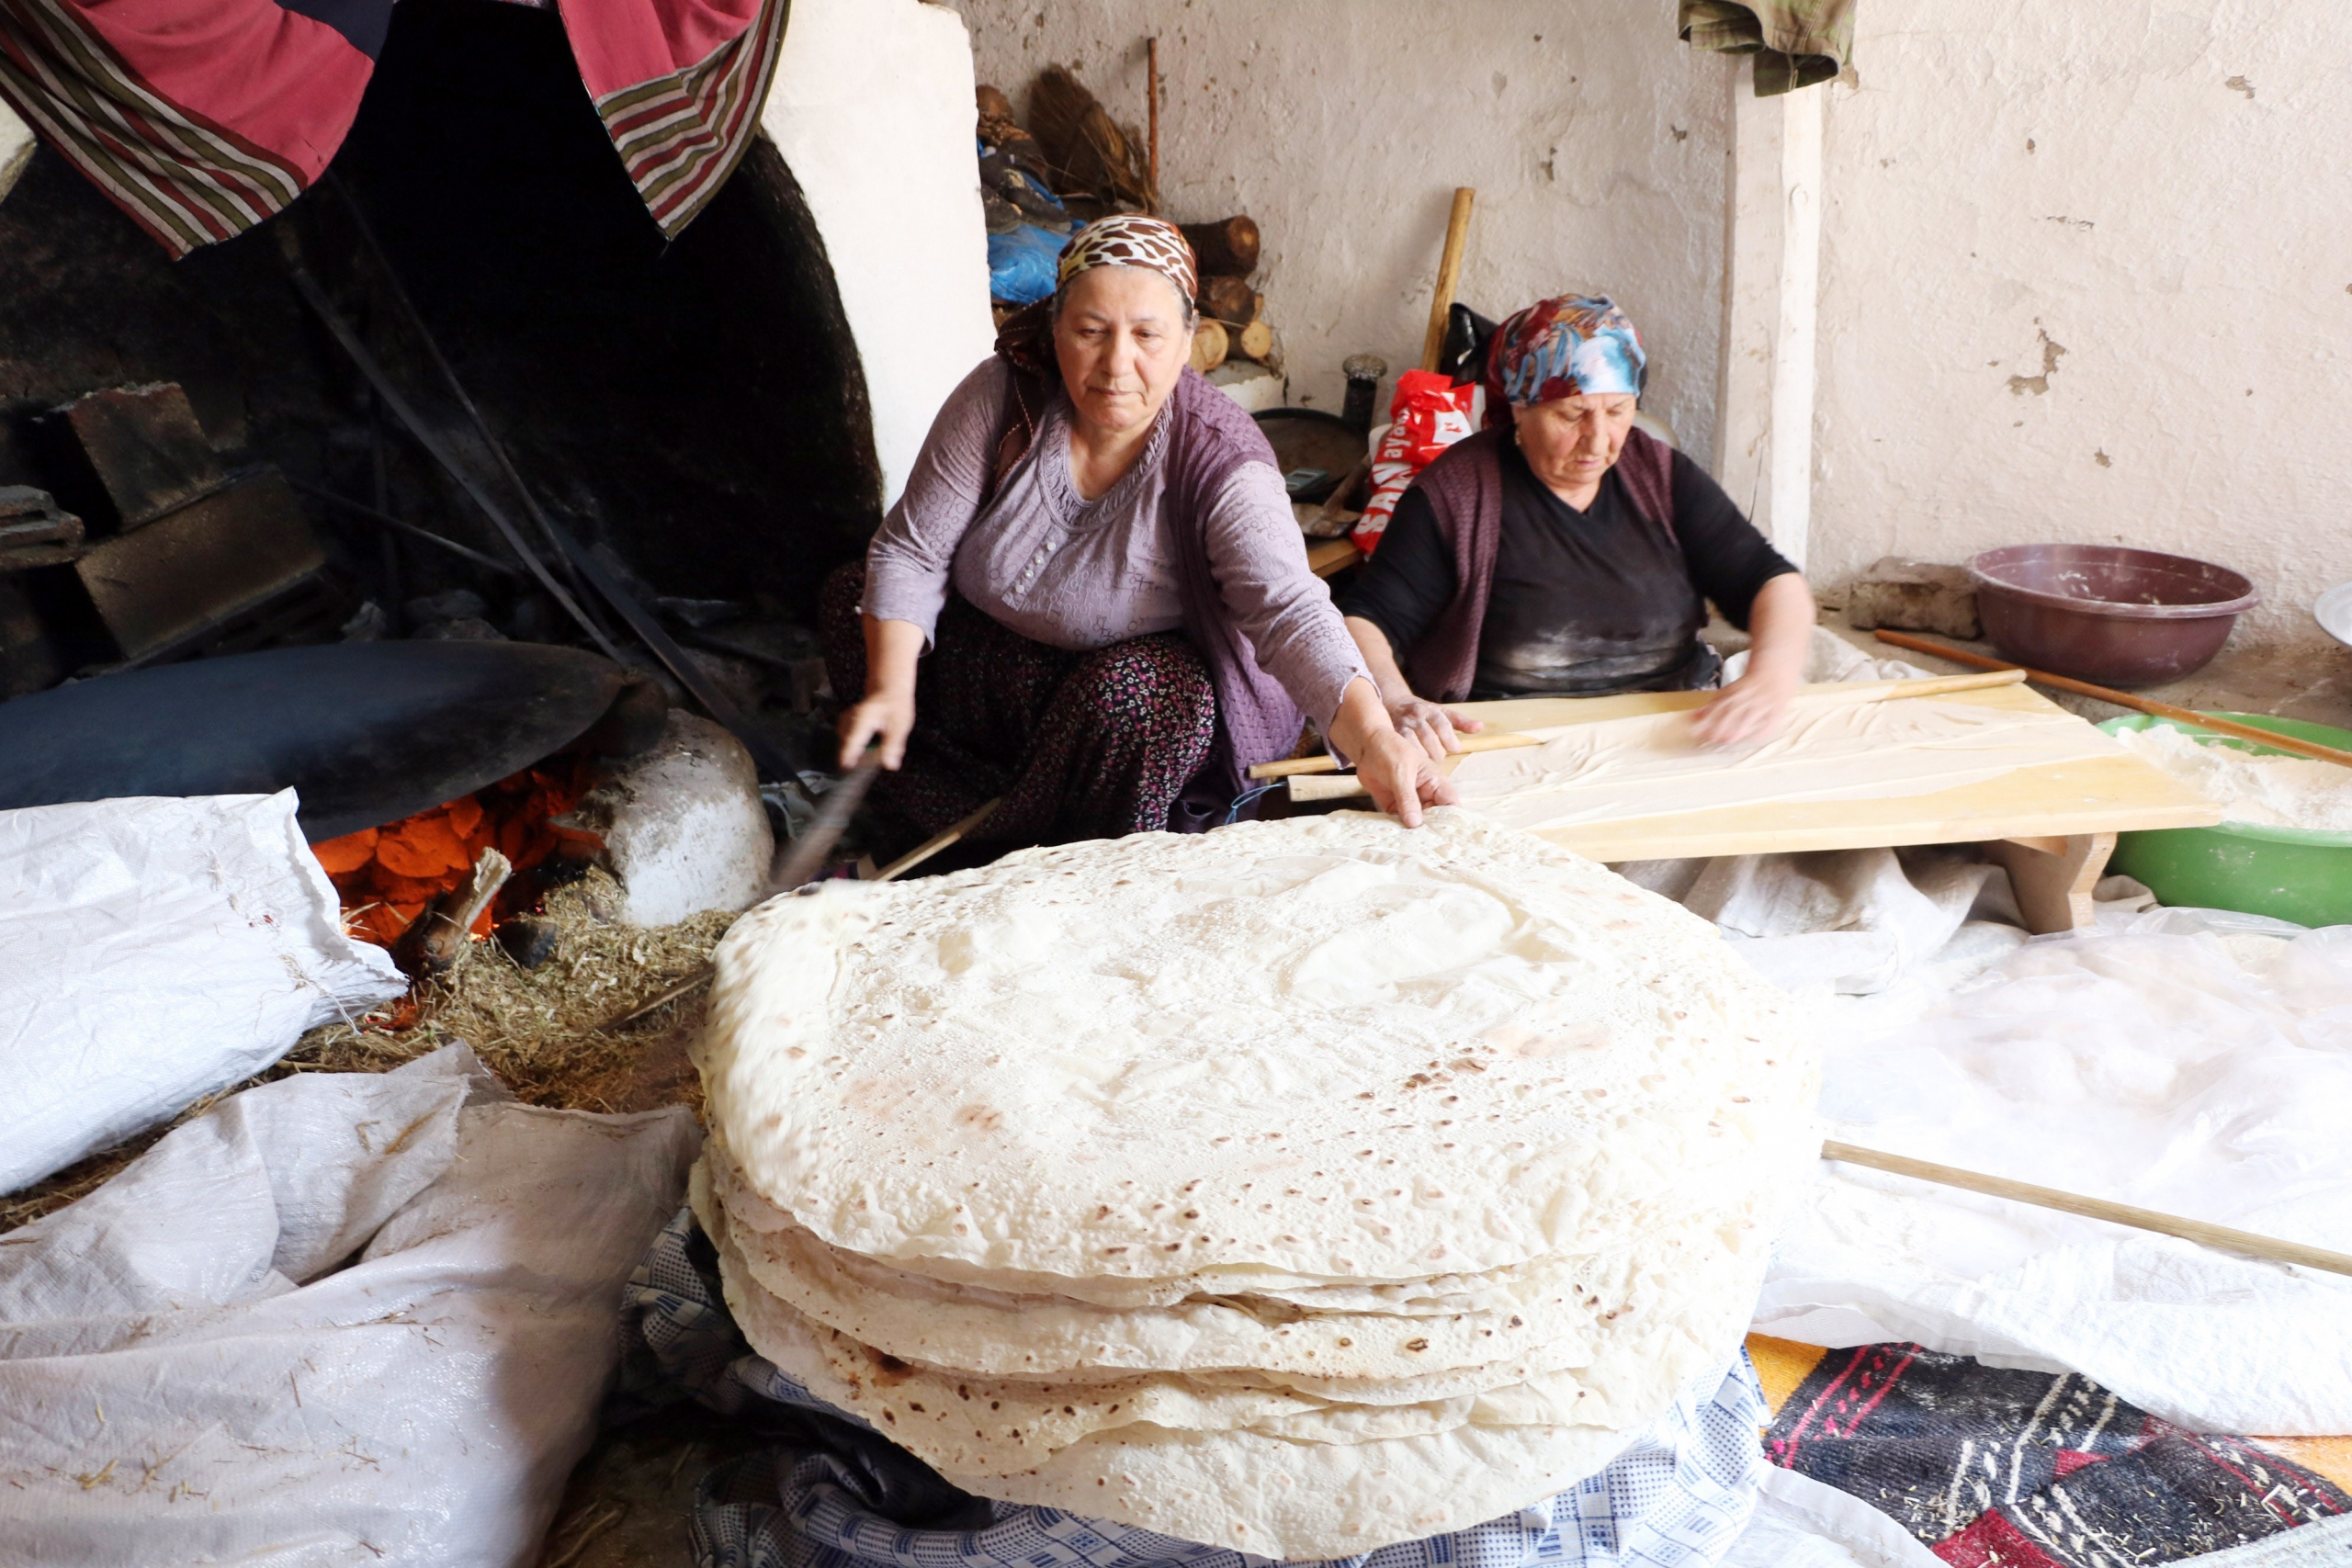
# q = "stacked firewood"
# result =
<box><xmin>979</xmin><ymin>63</ymin><xmax>1282</xmax><ymax>379</ymax></box>
<box><xmin>1181</xmin><ymin>216</ymin><xmax>1276</xmax><ymax>375</ymax></box>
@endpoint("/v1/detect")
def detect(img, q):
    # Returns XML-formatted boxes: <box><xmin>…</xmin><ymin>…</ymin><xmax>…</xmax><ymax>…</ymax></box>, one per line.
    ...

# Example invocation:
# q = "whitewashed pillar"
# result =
<box><xmin>1712</xmin><ymin>58</ymin><xmax>1825</xmax><ymax>571</ymax></box>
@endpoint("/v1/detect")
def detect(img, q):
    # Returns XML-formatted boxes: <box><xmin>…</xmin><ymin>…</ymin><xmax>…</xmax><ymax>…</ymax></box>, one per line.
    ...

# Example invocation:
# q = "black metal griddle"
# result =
<box><xmin>0</xmin><ymin>641</ymin><xmax>629</xmax><ymax>841</ymax></box>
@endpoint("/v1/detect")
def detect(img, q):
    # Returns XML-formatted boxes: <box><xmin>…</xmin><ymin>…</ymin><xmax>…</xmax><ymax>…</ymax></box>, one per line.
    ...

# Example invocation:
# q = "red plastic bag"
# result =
<box><xmin>1351</xmin><ymin>370</ymin><xmax>1476</xmax><ymax>555</ymax></box>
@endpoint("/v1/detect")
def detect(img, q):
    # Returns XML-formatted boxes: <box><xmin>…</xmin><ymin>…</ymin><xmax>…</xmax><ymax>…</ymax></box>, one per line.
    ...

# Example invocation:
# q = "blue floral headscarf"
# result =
<box><xmin>1481</xmin><ymin>295</ymin><xmax>1645</xmax><ymax>426</ymax></box>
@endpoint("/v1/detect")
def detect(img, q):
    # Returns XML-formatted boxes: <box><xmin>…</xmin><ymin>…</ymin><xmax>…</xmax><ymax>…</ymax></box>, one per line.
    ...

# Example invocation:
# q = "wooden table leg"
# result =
<box><xmin>1984</xmin><ymin>832</ymin><xmax>2117</xmax><ymax>934</ymax></box>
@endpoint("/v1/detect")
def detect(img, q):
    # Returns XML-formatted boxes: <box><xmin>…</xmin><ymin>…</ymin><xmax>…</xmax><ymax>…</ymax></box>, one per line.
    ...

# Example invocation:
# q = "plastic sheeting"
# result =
<box><xmin>0</xmin><ymin>791</ymin><xmax>406</xmax><ymax>1193</ymax></box>
<box><xmin>1756</xmin><ymin>913</ymin><xmax>2352</xmax><ymax>1437</ymax></box>
<box><xmin>0</xmin><ymin>1044</ymin><xmax>700</xmax><ymax>1565</ymax></box>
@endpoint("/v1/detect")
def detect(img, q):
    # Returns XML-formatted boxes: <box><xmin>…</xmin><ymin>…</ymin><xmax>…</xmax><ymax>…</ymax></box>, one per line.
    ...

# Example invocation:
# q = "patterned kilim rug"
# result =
<box><xmin>1746</xmin><ymin>1337</ymin><xmax>2352</xmax><ymax>1565</ymax></box>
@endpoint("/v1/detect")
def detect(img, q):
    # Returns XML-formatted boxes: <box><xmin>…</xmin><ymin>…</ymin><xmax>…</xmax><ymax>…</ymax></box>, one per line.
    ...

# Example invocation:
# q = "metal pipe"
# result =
<box><xmin>286</xmin><ymin>256</ymin><xmax>628</xmax><ymax>665</ymax></box>
<box><xmin>291</xmin><ymin>481</ymin><xmax>524</xmax><ymax>579</ymax></box>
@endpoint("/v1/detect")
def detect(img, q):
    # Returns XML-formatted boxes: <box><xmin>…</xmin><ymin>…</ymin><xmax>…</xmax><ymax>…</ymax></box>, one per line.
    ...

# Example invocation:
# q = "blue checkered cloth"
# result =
<box><xmin>618</xmin><ymin>1211</ymin><xmax>1767</xmax><ymax>1568</ymax></box>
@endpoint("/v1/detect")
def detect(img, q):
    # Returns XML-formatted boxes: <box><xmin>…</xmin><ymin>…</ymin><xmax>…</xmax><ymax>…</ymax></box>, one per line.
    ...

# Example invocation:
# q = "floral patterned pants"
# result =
<box><xmin>820</xmin><ymin>562</ymin><xmax>1217</xmax><ymax>864</ymax></box>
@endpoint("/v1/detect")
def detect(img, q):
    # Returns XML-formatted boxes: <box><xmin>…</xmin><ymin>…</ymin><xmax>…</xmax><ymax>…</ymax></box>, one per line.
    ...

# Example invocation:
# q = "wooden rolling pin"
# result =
<box><xmin>1824</xmin><ymin>1141</ymin><xmax>2352</xmax><ymax>1279</ymax></box>
<box><xmin>1249</xmin><ymin>667</ymin><xmax>2027</xmax><ymax>783</ymax></box>
<box><xmin>1250</xmin><ymin>728</ymin><xmax>1543</xmax><ymax>781</ymax></box>
<box><xmin>1872</xmin><ymin>629</ymin><xmax>2352</xmax><ymax>771</ymax></box>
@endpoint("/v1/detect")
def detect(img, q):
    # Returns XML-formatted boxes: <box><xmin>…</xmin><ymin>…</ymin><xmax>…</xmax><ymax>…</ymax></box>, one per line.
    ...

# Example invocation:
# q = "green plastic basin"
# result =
<box><xmin>2101</xmin><ymin>711</ymin><xmax>2352</xmax><ymax>927</ymax></box>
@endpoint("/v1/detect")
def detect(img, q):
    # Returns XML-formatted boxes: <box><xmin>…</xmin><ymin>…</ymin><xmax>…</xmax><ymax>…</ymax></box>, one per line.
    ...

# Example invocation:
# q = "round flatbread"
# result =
<box><xmin>697</xmin><ymin>811</ymin><xmax>1813</xmax><ymax>1284</ymax></box>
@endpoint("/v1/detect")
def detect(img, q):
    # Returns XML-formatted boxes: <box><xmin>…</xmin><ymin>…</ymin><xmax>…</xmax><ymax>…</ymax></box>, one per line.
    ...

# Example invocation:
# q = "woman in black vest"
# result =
<box><xmin>1340</xmin><ymin>296</ymin><xmax>1815</xmax><ymax>761</ymax></box>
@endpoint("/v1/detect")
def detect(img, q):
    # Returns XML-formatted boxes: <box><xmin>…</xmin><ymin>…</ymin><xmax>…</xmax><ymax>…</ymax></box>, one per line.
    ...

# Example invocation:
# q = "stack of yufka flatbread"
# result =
<box><xmin>692</xmin><ymin>810</ymin><xmax>1817</xmax><ymax>1560</ymax></box>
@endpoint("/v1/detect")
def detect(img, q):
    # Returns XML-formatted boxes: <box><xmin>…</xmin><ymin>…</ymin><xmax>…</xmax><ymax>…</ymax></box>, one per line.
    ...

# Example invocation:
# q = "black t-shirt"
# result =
<box><xmin>1340</xmin><ymin>440</ymin><xmax>1796</xmax><ymax>699</ymax></box>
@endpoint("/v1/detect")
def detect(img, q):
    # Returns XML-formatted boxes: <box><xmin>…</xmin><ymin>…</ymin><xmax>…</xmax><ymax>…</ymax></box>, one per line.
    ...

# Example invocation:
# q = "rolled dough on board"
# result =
<box><xmin>1449</xmin><ymin>696</ymin><xmax>2125</xmax><ymax>833</ymax></box>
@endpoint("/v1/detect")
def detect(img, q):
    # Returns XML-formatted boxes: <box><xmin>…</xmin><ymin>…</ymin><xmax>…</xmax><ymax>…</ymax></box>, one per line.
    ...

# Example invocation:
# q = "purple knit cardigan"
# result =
<box><xmin>991</xmin><ymin>364</ymin><xmax>1301</xmax><ymax>828</ymax></box>
<box><xmin>1398</xmin><ymin>426</ymin><xmax>1679</xmax><ymax>704</ymax></box>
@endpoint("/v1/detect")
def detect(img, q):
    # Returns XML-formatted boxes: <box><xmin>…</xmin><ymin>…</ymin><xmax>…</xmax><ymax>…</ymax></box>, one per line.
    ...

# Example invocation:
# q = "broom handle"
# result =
<box><xmin>1871</xmin><ymin>630</ymin><xmax>2352</xmax><ymax>770</ymax></box>
<box><xmin>1824</xmin><ymin>1141</ymin><xmax>2352</xmax><ymax>1278</ymax></box>
<box><xmin>1419</xmin><ymin>188</ymin><xmax>1476</xmax><ymax>373</ymax></box>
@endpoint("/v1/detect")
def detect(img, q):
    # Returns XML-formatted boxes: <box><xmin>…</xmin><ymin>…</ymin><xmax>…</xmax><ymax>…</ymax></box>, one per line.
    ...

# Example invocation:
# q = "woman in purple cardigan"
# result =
<box><xmin>821</xmin><ymin>216</ymin><xmax>1447</xmax><ymax>864</ymax></box>
<box><xmin>1340</xmin><ymin>295</ymin><xmax>1816</xmax><ymax>761</ymax></box>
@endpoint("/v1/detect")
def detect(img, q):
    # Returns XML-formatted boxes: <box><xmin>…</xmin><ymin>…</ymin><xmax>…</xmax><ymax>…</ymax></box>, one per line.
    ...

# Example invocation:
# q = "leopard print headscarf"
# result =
<box><xmin>1054</xmin><ymin>213</ymin><xmax>1198</xmax><ymax>302</ymax></box>
<box><xmin>996</xmin><ymin>215</ymin><xmax>1198</xmax><ymax>379</ymax></box>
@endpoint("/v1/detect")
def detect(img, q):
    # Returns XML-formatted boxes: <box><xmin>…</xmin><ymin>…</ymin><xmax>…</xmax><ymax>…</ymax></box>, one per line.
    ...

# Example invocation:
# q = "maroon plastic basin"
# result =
<box><xmin>1967</xmin><ymin>544</ymin><xmax>2259</xmax><ymax>688</ymax></box>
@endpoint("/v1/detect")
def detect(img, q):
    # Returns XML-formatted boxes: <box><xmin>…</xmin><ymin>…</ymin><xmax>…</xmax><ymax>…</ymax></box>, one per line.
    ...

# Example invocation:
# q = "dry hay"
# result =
<box><xmin>0</xmin><ymin>867</ymin><xmax>731</xmax><ymax>1235</ymax></box>
<box><xmin>1027</xmin><ymin>63</ymin><xmax>1155</xmax><ymax>212</ymax></box>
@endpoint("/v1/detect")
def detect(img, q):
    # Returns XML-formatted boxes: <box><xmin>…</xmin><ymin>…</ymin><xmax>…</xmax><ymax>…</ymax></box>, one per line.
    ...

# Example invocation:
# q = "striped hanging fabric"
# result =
<box><xmin>0</xmin><ymin>0</ymin><xmax>385</xmax><ymax>256</ymax></box>
<box><xmin>0</xmin><ymin>0</ymin><xmax>786</xmax><ymax>256</ymax></box>
<box><xmin>560</xmin><ymin>0</ymin><xmax>786</xmax><ymax>241</ymax></box>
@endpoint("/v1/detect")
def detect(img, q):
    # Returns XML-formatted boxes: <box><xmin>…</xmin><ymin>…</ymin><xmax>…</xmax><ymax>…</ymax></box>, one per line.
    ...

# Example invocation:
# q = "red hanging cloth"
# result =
<box><xmin>0</xmin><ymin>0</ymin><xmax>784</xmax><ymax>256</ymax></box>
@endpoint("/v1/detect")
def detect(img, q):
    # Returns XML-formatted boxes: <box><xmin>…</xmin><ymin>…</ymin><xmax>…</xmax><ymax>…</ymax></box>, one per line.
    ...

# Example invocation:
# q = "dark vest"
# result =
<box><xmin>1398</xmin><ymin>426</ymin><xmax>1679</xmax><ymax>704</ymax></box>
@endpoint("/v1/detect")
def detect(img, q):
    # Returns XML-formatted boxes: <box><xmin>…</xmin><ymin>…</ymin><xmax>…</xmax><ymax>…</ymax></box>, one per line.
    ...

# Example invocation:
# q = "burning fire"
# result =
<box><xmin>313</xmin><ymin>758</ymin><xmax>604</xmax><ymax>947</ymax></box>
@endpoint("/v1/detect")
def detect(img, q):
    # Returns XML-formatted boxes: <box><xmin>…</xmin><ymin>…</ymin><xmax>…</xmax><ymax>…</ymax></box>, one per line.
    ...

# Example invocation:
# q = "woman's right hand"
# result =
<box><xmin>842</xmin><ymin>615</ymin><xmax>929</xmax><ymax>770</ymax></box>
<box><xmin>839</xmin><ymin>689</ymin><xmax>915</xmax><ymax>771</ymax></box>
<box><xmin>1387</xmin><ymin>694</ymin><xmax>1486</xmax><ymax>763</ymax></box>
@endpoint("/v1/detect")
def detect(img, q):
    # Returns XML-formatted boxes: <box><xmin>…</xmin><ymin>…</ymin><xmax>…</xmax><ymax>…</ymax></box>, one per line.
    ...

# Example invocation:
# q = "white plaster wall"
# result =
<box><xmin>950</xmin><ymin>0</ymin><xmax>1736</xmax><ymax>467</ymax></box>
<box><xmin>1808</xmin><ymin>2</ymin><xmax>2352</xmax><ymax>644</ymax></box>
<box><xmin>760</xmin><ymin>0</ymin><xmax>999</xmax><ymax>509</ymax></box>
<box><xmin>0</xmin><ymin>97</ymin><xmax>31</xmax><ymax>205</ymax></box>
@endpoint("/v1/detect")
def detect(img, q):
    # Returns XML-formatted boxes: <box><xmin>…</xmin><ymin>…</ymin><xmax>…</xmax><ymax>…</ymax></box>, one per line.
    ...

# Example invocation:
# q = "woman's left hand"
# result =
<box><xmin>1689</xmin><ymin>669</ymin><xmax>1799</xmax><ymax>747</ymax></box>
<box><xmin>1389</xmin><ymin>695</ymin><xmax>1486</xmax><ymax>762</ymax></box>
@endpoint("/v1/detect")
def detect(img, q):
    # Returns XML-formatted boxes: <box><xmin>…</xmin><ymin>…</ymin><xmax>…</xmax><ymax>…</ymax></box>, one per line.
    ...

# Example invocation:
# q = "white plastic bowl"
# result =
<box><xmin>2315</xmin><ymin>581</ymin><xmax>2352</xmax><ymax>649</ymax></box>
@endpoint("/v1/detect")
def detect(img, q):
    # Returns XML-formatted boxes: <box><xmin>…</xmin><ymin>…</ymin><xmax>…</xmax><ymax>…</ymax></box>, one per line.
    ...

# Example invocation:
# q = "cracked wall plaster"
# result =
<box><xmin>1808</xmin><ymin>0</ymin><xmax>2352</xmax><ymax>646</ymax></box>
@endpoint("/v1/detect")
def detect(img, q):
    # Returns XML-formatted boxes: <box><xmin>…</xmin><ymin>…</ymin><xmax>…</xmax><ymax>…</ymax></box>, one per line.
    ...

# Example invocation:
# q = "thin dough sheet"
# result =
<box><xmin>1452</xmin><ymin>696</ymin><xmax>2124</xmax><ymax>833</ymax></box>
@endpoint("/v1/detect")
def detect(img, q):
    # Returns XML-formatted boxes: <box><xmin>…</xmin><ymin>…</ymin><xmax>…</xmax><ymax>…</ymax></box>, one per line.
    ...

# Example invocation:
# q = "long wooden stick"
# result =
<box><xmin>875</xmin><ymin>795</ymin><xmax>1003</xmax><ymax>883</ymax></box>
<box><xmin>1419</xmin><ymin>187</ymin><xmax>1475</xmax><ymax>373</ymax></box>
<box><xmin>1823</xmin><ymin>1141</ymin><xmax>2352</xmax><ymax>1279</ymax></box>
<box><xmin>601</xmin><ymin>969</ymin><xmax>712</xmax><ymax>1032</ymax></box>
<box><xmin>290</xmin><ymin>482</ymin><xmax>524</xmax><ymax>579</ymax></box>
<box><xmin>1252</xmin><ymin>667</ymin><xmax>2026</xmax><ymax>784</ymax></box>
<box><xmin>1145</xmin><ymin>38</ymin><xmax>1159</xmax><ymax>202</ymax></box>
<box><xmin>1872</xmin><ymin>630</ymin><xmax>2352</xmax><ymax>771</ymax></box>
<box><xmin>599</xmin><ymin>795</ymin><xmax>1005</xmax><ymax>1034</ymax></box>
<box><xmin>1250</xmin><ymin>729</ymin><xmax>1542</xmax><ymax>782</ymax></box>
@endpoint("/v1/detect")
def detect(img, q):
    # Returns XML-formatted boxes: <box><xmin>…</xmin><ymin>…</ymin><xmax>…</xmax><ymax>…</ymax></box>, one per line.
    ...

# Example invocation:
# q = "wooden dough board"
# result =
<box><xmin>1291</xmin><ymin>681</ymin><xmax>2221</xmax><ymax>930</ymax></box>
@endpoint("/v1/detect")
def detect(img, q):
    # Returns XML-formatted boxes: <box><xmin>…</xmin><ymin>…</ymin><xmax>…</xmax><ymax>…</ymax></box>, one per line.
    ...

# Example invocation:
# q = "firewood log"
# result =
<box><xmin>1189</xmin><ymin>319</ymin><xmax>1229</xmax><ymax>374</ymax></box>
<box><xmin>393</xmin><ymin>847</ymin><xmax>512</xmax><ymax>980</ymax></box>
<box><xmin>1197</xmin><ymin>275</ymin><xmax>1258</xmax><ymax>326</ymax></box>
<box><xmin>1180</xmin><ymin>216</ymin><xmax>1259</xmax><ymax>276</ymax></box>
<box><xmin>1231</xmin><ymin>319</ymin><xmax>1275</xmax><ymax>363</ymax></box>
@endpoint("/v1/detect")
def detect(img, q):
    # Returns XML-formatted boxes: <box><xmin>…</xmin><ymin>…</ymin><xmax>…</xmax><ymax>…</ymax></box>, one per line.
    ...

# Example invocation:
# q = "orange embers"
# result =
<box><xmin>313</xmin><ymin>757</ymin><xmax>605</xmax><ymax>948</ymax></box>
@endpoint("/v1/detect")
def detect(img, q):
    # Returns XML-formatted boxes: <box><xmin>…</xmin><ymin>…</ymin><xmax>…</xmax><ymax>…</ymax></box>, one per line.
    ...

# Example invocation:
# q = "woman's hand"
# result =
<box><xmin>1388</xmin><ymin>695</ymin><xmax>1487</xmax><ymax>762</ymax></box>
<box><xmin>1352</xmin><ymin>727</ymin><xmax>1459</xmax><ymax>826</ymax></box>
<box><xmin>838</xmin><ymin>689</ymin><xmax>915</xmax><ymax>770</ymax></box>
<box><xmin>1326</xmin><ymin>676</ymin><xmax>1456</xmax><ymax>827</ymax></box>
<box><xmin>840</xmin><ymin>615</ymin><xmax>927</xmax><ymax>770</ymax></box>
<box><xmin>1688</xmin><ymin>669</ymin><xmax>1798</xmax><ymax>746</ymax></box>
<box><xmin>1689</xmin><ymin>571</ymin><xmax>1815</xmax><ymax>747</ymax></box>
<box><xmin>1340</xmin><ymin>616</ymin><xmax>1484</xmax><ymax>772</ymax></box>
